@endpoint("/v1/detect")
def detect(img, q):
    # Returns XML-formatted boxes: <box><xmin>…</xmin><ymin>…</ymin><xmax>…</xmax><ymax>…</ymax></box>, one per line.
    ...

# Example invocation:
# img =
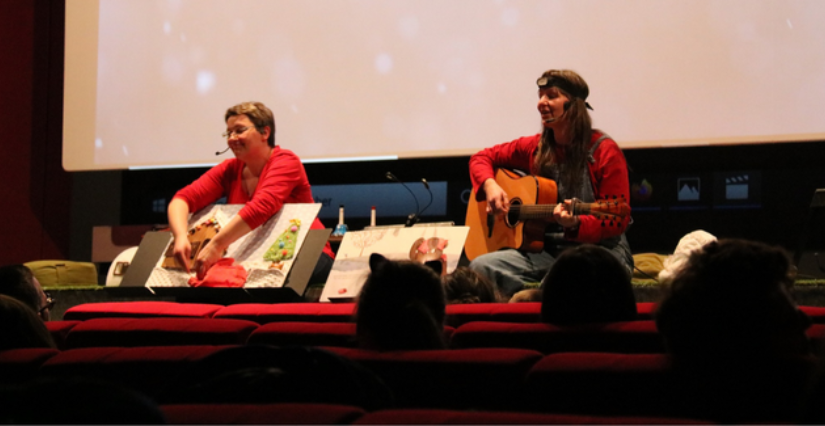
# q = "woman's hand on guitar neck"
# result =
<box><xmin>554</xmin><ymin>199</ymin><xmax>580</xmax><ymax>230</ymax></box>
<box><xmin>483</xmin><ymin>178</ymin><xmax>510</xmax><ymax>216</ymax></box>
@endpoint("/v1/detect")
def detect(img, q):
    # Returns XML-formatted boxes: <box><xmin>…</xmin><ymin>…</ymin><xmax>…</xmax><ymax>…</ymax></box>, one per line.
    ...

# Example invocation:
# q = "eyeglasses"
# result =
<box><xmin>221</xmin><ymin>126</ymin><xmax>254</xmax><ymax>139</ymax></box>
<box><xmin>40</xmin><ymin>292</ymin><xmax>55</xmax><ymax>314</ymax></box>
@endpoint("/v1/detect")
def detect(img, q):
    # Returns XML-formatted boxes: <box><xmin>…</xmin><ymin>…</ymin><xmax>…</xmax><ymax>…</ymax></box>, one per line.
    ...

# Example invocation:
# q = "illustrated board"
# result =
<box><xmin>145</xmin><ymin>203</ymin><xmax>322</xmax><ymax>288</ymax></box>
<box><xmin>320</xmin><ymin>226</ymin><xmax>469</xmax><ymax>302</ymax></box>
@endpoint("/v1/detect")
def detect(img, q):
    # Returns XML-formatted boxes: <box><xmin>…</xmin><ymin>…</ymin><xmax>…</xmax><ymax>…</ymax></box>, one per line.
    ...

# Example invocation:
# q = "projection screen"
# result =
<box><xmin>64</xmin><ymin>0</ymin><xmax>825</xmax><ymax>171</ymax></box>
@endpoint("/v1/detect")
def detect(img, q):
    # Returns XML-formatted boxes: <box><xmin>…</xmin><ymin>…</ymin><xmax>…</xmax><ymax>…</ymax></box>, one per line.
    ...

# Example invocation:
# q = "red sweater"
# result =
<box><xmin>173</xmin><ymin>146</ymin><xmax>334</xmax><ymax>258</ymax></box>
<box><xmin>468</xmin><ymin>130</ymin><xmax>631</xmax><ymax>244</ymax></box>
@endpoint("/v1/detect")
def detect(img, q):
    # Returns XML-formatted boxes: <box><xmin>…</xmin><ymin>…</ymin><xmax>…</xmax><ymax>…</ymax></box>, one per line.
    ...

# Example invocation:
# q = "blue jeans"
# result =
<box><xmin>469</xmin><ymin>240</ymin><xmax>634</xmax><ymax>298</ymax></box>
<box><xmin>469</xmin><ymin>249</ymin><xmax>557</xmax><ymax>297</ymax></box>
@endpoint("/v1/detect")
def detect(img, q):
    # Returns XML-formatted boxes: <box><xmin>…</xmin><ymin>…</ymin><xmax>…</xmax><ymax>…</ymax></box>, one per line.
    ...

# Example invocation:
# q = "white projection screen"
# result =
<box><xmin>64</xmin><ymin>0</ymin><xmax>825</xmax><ymax>171</ymax></box>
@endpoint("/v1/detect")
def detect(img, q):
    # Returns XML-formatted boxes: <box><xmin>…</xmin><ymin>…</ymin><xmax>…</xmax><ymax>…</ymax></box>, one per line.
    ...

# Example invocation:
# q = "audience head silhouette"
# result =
<box><xmin>0</xmin><ymin>294</ymin><xmax>55</xmax><ymax>350</ymax></box>
<box><xmin>541</xmin><ymin>244</ymin><xmax>637</xmax><ymax>325</ymax></box>
<box><xmin>355</xmin><ymin>253</ymin><xmax>446</xmax><ymax>350</ymax></box>
<box><xmin>656</xmin><ymin>238</ymin><xmax>811</xmax><ymax>359</ymax></box>
<box><xmin>442</xmin><ymin>266</ymin><xmax>502</xmax><ymax>304</ymax></box>
<box><xmin>0</xmin><ymin>264</ymin><xmax>50</xmax><ymax>321</ymax></box>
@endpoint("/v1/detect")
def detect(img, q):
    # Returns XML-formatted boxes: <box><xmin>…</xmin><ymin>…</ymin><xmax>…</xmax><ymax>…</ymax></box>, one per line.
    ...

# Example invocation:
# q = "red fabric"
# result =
<box><xmin>445</xmin><ymin>302</ymin><xmax>542</xmax><ymax>327</ymax></box>
<box><xmin>45</xmin><ymin>320</ymin><xmax>81</xmax><ymax>350</ymax></box>
<box><xmin>445</xmin><ymin>302</ymin><xmax>655</xmax><ymax>327</ymax></box>
<box><xmin>63</xmin><ymin>318</ymin><xmax>259</xmax><ymax>348</ymax></box>
<box><xmin>450</xmin><ymin>320</ymin><xmax>664</xmax><ymax>354</ymax></box>
<box><xmin>324</xmin><ymin>347</ymin><xmax>542</xmax><ymax>410</ymax></box>
<box><xmin>354</xmin><ymin>408</ymin><xmax>709</xmax><ymax>424</ymax></box>
<box><xmin>0</xmin><ymin>348</ymin><xmax>60</xmax><ymax>383</ymax></box>
<box><xmin>247</xmin><ymin>322</ymin><xmax>455</xmax><ymax>348</ymax></box>
<box><xmin>524</xmin><ymin>352</ymin><xmax>815</xmax><ymax>422</ymax></box>
<box><xmin>63</xmin><ymin>302</ymin><xmax>224</xmax><ymax>320</ymax></box>
<box><xmin>213</xmin><ymin>302</ymin><xmax>356</xmax><ymax>324</ymax></box>
<box><xmin>468</xmin><ymin>130</ymin><xmax>630</xmax><ymax>243</ymax></box>
<box><xmin>248</xmin><ymin>322</ymin><xmax>358</xmax><ymax>347</ymax></box>
<box><xmin>40</xmin><ymin>345</ymin><xmax>229</xmax><ymax>397</ymax></box>
<box><xmin>161</xmin><ymin>403</ymin><xmax>366</xmax><ymax>425</ymax></box>
<box><xmin>187</xmin><ymin>258</ymin><xmax>247</xmax><ymax>288</ymax></box>
<box><xmin>800</xmin><ymin>305</ymin><xmax>825</xmax><ymax>323</ymax></box>
<box><xmin>172</xmin><ymin>146</ymin><xmax>334</xmax><ymax>258</ymax></box>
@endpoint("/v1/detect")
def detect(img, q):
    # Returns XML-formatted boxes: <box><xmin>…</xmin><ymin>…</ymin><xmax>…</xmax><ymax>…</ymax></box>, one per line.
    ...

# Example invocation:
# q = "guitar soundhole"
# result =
<box><xmin>506</xmin><ymin>199</ymin><xmax>522</xmax><ymax>227</ymax></box>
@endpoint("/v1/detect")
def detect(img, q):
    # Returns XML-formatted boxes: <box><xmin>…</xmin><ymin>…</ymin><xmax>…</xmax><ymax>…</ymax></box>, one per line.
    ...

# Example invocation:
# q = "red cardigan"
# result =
<box><xmin>468</xmin><ymin>130</ymin><xmax>631</xmax><ymax>244</ymax></box>
<box><xmin>173</xmin><ymin>146</ymin><xmax>334</xmax><ymax>258</ymax></box>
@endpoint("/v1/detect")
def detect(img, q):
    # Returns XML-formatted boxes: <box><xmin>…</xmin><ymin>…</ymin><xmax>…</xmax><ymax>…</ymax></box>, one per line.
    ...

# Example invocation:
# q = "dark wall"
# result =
<box><xmin>0</xmin><ymin>0</ymin><xmax>72</xmax><ymax>264</ymax></box>
<box><xmin>117</xmin><ymin>140</ymin><xmax>825</xmax><ymax>255</ymax></box>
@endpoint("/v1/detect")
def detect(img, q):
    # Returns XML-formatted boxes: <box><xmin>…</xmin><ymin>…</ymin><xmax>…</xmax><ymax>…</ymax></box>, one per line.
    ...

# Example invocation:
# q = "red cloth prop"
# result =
<box><xmin>188</xmin><ymin>258</ymin><xmax>247</xmax><ymax>288</ymax></box>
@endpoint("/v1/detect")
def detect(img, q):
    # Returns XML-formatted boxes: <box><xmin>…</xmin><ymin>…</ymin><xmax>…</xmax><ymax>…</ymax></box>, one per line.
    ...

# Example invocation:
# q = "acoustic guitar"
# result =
<box><xmin>464</xmin><ymin>169</ymin><xmax>630</xmax><ymax>260</ymax></box>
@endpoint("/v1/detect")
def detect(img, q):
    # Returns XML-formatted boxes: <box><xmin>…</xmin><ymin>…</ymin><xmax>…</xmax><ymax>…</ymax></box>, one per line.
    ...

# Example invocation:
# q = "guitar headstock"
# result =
<box><xmin>592</xmin><ymin>195</ymin><xmax>630</xmax><ymax>228</ymax></box>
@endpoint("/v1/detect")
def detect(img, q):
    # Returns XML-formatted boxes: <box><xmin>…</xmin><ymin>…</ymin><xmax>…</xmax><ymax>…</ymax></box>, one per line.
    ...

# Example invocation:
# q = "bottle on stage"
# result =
<box><xmin>333</xmin><ymin>204</ymin><xmax>349</xmax><ymax>236</ymax></box>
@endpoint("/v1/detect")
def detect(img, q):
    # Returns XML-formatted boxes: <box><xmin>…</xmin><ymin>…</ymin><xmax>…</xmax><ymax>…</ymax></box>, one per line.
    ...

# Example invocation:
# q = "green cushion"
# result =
<box><xmin>24</xmin><ymin>260</ymin><xmax>98</xmax><ymax>287</ymax></box>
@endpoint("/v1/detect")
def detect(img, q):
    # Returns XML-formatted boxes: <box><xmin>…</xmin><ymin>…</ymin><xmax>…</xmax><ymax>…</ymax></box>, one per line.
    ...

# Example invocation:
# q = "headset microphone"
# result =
<box><xmin>215</xmin><ymin>147</ymin><xmax>231</xmax><ymax>156</ymax></box>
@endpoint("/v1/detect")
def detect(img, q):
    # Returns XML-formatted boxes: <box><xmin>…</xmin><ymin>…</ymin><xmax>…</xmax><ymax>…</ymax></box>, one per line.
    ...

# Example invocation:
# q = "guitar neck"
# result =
<box><xmin>513</xmin><ymin>203</ymin><xmax>595</xmax><ymax>220</ymax></box>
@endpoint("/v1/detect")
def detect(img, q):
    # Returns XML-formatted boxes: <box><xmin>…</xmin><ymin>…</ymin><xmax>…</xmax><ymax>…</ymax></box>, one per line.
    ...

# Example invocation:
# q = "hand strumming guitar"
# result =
<box><xmin>483</xmin><ymin>178</ymin><xmax>510</xmax><ymax>216</ymax></box>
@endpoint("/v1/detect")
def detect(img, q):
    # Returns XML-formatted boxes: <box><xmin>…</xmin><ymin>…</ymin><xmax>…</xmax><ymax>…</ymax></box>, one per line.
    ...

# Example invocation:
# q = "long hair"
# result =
<box><xmin>533</xmin><ymin>70</ymin><xmax>593</xmax><ymax>197</ymax></box>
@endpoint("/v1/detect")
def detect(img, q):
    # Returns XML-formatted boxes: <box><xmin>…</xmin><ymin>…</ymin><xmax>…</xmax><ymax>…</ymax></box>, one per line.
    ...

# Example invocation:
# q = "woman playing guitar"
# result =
<box><xmin>468</xmin><ymin>69</ymin><xmax>633</xmax><ymax>298</ymax></box>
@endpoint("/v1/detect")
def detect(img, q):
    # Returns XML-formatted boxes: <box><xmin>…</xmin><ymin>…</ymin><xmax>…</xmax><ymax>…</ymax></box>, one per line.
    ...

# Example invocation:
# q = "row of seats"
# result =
<box><xmin>158</xmin><ymin>403</ymin><xmax>708</xmax><ymax>424</ymax></box>
<box><xmin>0</xmin><ymin>345</ymin><xmax>810</xmax><ymax>421</ymax></box>
<box><xmin>44</xmin><ymin>315</ymin><xmax>825</xmax><ymax>353</ymax></box>
<box><xmin>63</xmin><ymin>300</ymin><xmax>825</xmax><ymax>326</ymax></box>
<box><xmin>60</xmin><ymin>301</ymin><xmax>652</xmax><ymax>324</ymax></box>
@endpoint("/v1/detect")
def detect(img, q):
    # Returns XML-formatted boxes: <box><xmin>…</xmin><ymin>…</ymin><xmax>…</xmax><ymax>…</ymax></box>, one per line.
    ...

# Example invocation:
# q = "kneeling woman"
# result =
<box><xmin>168</xmin><ymin>101</ymin><xmax>334</xmax><ymax>282</ymax></box>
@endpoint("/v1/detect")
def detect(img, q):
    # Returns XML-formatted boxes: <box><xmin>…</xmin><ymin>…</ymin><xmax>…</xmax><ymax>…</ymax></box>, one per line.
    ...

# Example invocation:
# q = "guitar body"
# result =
<box><xmin>464</xmin><ymin>169</ymin><xmax>558</xmax><ymax>261</ymax></box>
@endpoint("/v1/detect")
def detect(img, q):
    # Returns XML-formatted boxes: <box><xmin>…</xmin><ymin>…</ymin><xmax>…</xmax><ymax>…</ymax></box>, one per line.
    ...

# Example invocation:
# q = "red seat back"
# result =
<box><xmin>213</xmin><ymin>303</ymin><xmax>356</xmax><ymax>324</ymax></box>
<box><xmin>325</xmin><ymin>347</ymin><xmax>542</xmax><ymax>411</ymax></box>
<box><xmin>64</xmin><ymin>318</ymin><xmax>259</xmax><ymax>348</ymax></box>
<box><xmin>450</xmin><ymin>320</ymin><xmax>665</xmax><ymax>353</ymax></box>
<box><xmin>63</xmin><ymin>301</ymin><xmax>223</xmax><ymax>320</ymax></box>
<box><xmin>39</xmin><ymin>345</ymin><xmax>228</xmax><ymax>397</ymax></box>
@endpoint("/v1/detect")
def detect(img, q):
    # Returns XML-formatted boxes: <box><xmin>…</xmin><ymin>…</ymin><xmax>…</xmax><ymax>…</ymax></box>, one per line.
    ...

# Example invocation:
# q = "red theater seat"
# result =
<box><xmin>63</xmin><ymin>301</ymin><xmax>223</xmax><ymax>320</ymax></box>
<box><xmin>63</xmin><ymin>318</ymin><xmax>259</xmax><ymax>348</ymax></box>
<box><xmin>161</xmin><ymin>403</ymin><xmax>366</xmax><ymax>424</ymax></box>
<box><xmin>354</xmin><ymin>408</ymin><xmax>710</xmax><ymax>424</ymax></box>
<box><xmin>248</xmin><ymin>322</ymin><xmax>358</xmax><ymax>347</ymax></box>
<box><xmin>450</xmin><ymin>320</ymin><xmax>664</xmax><ymax>353</ymax></box>
<box><xmin>45</xmin><ymin>320</ymin><xmax>81</xmax><ymax>350</ymax></box>
<box><xmin>0</xmin><ymin>348</ymin><xmax>60</xmax><ymax>384</ymax></box>
<box><xmin>247</xmin><ymin>322</ymin><xmax>456</xmax><ymax>348</ymax></box>
<box><xmin>445</xmin><ymin>302</ymin><xmax>541</xmax><ymax>327</ymax></box>
<box><xmin>213</xmin><ymin>303</ymin><xmax>356</xmax><ymax>324</ymax></box>
<box><xmin>636</xmin><ymin>302</ymin><xmax>656</xmax><ymax>319</ymax></box>
<box><xmin>39</xmin><ymin>345</ymin><xmax>227</xmax><ymax>397</ymax></box>
<box><xmin>325</xmin><ymin>347</ymin><xmax>542</xmax><ymax>411</ymax></box>
<box><xmin>445</xmin><ymin>302</ymin><xmax>657</xmax><ymax>327</ymax></box>
<box><xmin>801</xmin><ymin>306</ymin><xmax>825</xmax><ymax>323</ymax></box>
<box><xmin>523</xmin><ymin>352</ymin><xmax>815</xmax><ymax>423</ymax></box>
